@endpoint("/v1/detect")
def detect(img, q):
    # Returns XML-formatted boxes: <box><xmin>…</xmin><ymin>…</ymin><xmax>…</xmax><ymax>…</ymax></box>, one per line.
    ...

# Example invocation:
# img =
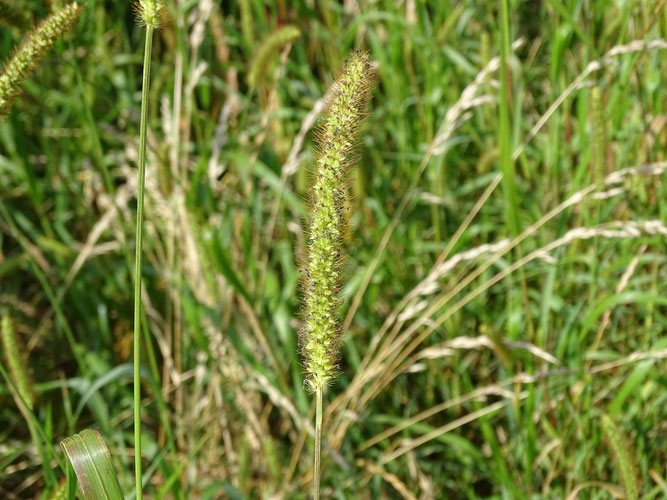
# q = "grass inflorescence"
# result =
<box><xmin>0</xmin><ymin>1</ymin><xmax>80</xmax><ymax>115</ymax></box>
<box><xmin>601</xmin><ymin>413</ymin><xmax>640</xmax><ymax>500</ymax></box>
<box><xmin>135</xmin><ymin>0</ymin><xmax>164</xmax><ymax>29</ymax></box>
<box><xmin>247</xmin><ymin>25</ymin><xmax>300</xmax><ymax>88</ymax></box>
<box><xmin>300</xmin><ymin>50</ymin><xmax>374</xmax><ymax>392</ymax></box>
<box><xmin>0</xmin><ymin>315</ymin><xmax>35</xmax><ymax>410</ymax></box>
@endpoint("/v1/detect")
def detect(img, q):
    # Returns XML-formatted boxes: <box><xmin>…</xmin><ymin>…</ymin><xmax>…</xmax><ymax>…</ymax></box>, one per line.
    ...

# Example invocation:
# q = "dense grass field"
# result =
<box><xmin>1</xmin><ymin>0</ymin><xmax>666</xmax><ymax>498</ymax></box>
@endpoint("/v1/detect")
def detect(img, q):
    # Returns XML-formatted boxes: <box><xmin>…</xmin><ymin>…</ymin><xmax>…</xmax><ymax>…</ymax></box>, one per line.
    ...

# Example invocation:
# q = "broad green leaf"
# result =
<box><xmin>60</xmin><ymin>429</ymin><xmax>123</xmax><ymax>500</ymax></box>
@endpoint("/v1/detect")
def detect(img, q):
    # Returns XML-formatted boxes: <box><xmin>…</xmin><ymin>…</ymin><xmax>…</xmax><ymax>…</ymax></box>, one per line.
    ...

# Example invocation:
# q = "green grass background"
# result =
<box><xmin>1</xmin><ymin>0</ymin><xmax>666</xmax><ymax>498</ymax></box>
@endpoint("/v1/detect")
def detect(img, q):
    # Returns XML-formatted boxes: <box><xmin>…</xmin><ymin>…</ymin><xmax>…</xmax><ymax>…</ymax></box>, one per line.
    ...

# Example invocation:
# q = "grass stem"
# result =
<box><xmin>134</xmin><ymin>24</ymin><xmax>154</xmax><ymax>500</ymax></box>
<box><xmin>313</xmin><ymin>386</ymin><xmax>323</xmax><ymax>500</ymax></box>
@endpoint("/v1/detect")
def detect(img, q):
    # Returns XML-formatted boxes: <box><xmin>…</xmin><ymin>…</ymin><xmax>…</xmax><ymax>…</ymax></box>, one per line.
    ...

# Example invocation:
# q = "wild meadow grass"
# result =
<box><xmin>0</xmin><ymin>1</ymin><xmax>666</xmax><ymax>498</ymax></box>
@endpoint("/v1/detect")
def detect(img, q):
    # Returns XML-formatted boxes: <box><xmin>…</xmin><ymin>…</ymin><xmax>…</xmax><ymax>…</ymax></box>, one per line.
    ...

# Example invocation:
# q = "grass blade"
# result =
<box><xmin>60</xmin><ymin>429</ymin><xmax>124</xmax><ymax>500</ymax></box>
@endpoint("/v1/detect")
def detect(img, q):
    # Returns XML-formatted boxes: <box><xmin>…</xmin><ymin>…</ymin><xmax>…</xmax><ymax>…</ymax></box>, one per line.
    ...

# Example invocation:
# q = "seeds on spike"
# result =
<box><xmin>247</xmin><ymin>25</ymin><xmax>301</xmax><ymax>87</ymax></box>
<box><xmin>601</xmin><ymin>414</ymin><xmax>640</xmax><ymax>500</ymax></box>
<box><xmin>299</xmin><ymin>51</ymin><xmax>374</xmax><ymax>392</ymax></box>
<box><xmin>1</xmin><ymin>315</ymin><xmax>35</xmax><ymax>410</ymax></box>
<box><xmin>135</xmin><ymin>0</ymin><xmax>165</xmax><ymax>29</ymax></box>
<box><xmin>0</xmin><ymin>2</ymin><xmax>81</xmax><ymax>116</ymax></box>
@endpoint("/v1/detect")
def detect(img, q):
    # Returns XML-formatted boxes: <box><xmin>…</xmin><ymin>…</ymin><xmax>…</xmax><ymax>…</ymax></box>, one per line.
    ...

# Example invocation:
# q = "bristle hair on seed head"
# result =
<box><xmin>601</xmin><ymin>413</ymin><xmax>640</xmax><ymax>500</ymax></box>
<box><xmin>1</xmin><ymin>315</ymin><xmax>35</xmax><ymax>410</ymax></box>
<box><xmin>134</xmin><ymin>0</ymin><xmax>165</xmax><ymax>28</ymax></box>
<box><xmin>247</xmin><ymin>25</ymin><xmax>300</xmax><ymax>87</ymax></box>
<box><xmin>300</xmin><ymin>50</ymin><xmax>374</xmax><ymax>391</ymax></box>
<box><xmin>0</xmin><ymin>2</ymin><xmax>81</xmax><ymax>116</ymax></box>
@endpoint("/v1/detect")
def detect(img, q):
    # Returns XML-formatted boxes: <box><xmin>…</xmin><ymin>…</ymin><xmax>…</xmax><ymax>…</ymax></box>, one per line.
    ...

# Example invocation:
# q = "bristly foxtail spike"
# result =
<box><xmin>601</xmin><ymin>413</ymin><xmax>640</xmax><ymax>500</ymax></box>
<box><xmin>247</xmin><ymin>25</ymin><xmax>300</xmax><ymax>87</ymax></box>
<box><xmin>135</xmin><ymin>0</ymin><xmax>165</xmax><ymax>29</ymax></box>
<box><xmin>300</xmin><ymin>50</ymin><xmax>375</xmax><ymax>392</ymax></box>
<box><xmin>1</xmin><ymin>315</ymin><xmax>35</xmax><ymax>411</ymax></box>
<box><xmin>0</xmin><ymin>2</ymin><xmax>81</xmax><ymax>116</ymax></box>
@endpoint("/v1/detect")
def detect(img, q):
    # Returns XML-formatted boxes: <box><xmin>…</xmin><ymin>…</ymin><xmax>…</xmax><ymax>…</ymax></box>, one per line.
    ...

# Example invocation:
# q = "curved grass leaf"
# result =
<box><xmin>60</xmin><ymin>429</ymin><xmax>123</xmax><ymax>500</ymax></box>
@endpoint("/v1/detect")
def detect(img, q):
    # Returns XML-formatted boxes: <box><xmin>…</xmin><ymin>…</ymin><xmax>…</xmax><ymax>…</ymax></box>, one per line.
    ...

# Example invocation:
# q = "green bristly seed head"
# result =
<box><xmin>0</xmin><ymin>1</ymin><xmax>81</xmax><ymax>116</ymax></box>
<box><xmin>136</xmin><ymin>0</ymin><xmax>164</xmax><ymax>28</ymax></box>
<box><xmin>300</xmin><ymin>51</ymin><xmax>374</xmax><ymax>391</ymax></box>
<box><xmin>601</xmin><ymin>414</ymin><xmax>640</xmax><ymax>500</ymax></box>
<box><xmin>247</xmin><ymin>25</ymin><xmax>300</xmax><ymax>87</ymax></box>
<box><xmin>1</xmin><ymin>315</ymin><xmax>35</xmax><ymax>410</ymax></box>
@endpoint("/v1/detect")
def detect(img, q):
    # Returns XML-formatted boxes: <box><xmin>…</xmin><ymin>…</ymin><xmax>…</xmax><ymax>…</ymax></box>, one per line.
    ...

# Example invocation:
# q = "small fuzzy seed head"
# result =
<box><xmin>247</xmin><ymin>25</ymin><xmax>300</xmax><ymax>87</ymax></box>
<box><xmin>0</xmin><ymin>2</ymin><xmax>81</xmax><ymax>116</ymax></box>
<box><xmin>601</xmin><ymin>414</ymin><xmax>640</xmax><ymax>500</ymax></box>
<box><xmin>300</xmin><ymin>51</ymin><xmax>374</xmax><ymax>391</ymax></box>
<box><xmin>1</xmin><ymin>315</ymin><xmax>35</xmax><ymax>410</ymax></box>
<box><xmin>135</xmin><ymin>0</ymin><xmax>164</xmax><ymax>28</ymax></box>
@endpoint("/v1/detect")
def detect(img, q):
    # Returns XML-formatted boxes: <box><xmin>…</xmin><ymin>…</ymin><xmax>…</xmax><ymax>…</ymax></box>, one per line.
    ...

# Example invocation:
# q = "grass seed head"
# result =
<box><xmin>247</xmin><ymin>25</ymin><xmax>300</xmax><ymax>87</ymax></box>
<box><xmin>135</xmin><ymin>0</ymin><xmax>165</xmax><ymax>29</ymax></box>
<box><xmin>1</xmin><ymin>315</ymin><xmax>35</xmax><ymax>410</ymax></box>
<box><xmin>300</xmin><ymin>50</ymin><xmax>374</xmax><ymax>391</ymax></box>
<box><xmin>0</xmin><ymin>1</ymin><xmax>81</xmax><ymax>115</ymax></box>
<box><xmin>601</xmin><ymin>414</ymin><xmax>640</xmax><ymax>500</ymax></box>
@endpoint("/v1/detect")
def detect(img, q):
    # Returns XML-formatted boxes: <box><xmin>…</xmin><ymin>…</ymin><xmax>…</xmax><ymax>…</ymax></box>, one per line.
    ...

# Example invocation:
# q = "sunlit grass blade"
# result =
<box><xmin>60</xmin><ymin>429</ymin><xmax>124</xmax><ymax>500</ymax></box>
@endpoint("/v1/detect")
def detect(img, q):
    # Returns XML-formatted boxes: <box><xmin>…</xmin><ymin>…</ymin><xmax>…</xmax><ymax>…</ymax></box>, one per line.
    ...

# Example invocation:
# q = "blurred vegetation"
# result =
<box><xmin>0</xmin><ymin>0</ymin><xmax>666</xmax><ymax>498</ymax></box>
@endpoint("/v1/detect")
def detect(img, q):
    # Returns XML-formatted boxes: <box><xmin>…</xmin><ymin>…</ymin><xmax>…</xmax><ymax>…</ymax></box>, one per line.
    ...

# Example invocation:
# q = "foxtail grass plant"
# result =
<box><xmin>247</xmin><ymin>25</ymin><xmax>300</xmax><ymax>88</ymax></box>
<box><xmin>0</xmin><ymin>1</ymin><xmax>80</xmax><ymax>115</ymax></box>
<box><xmin>300</xmin><ymin>50</ymin><xmax>374</xmax><ymax>499</ymax></box>
<box><xmin>133</xmin><ymin>1</ymin><xmax>163</xmax><ymax>499</ymax></box>
<box><xmin>0</xmin><ymin>314</ymin><xmax>60</xmax><ymax>487</ymax></box>
<box><xmin>601</xmin><ymin>414</ymin><xmax>640</xmax><ymax>500</ymax></box>
<box><xmin>1</xmin><ymin>315</ymin><xmax>35</xmax><ymax>411</ymax></box>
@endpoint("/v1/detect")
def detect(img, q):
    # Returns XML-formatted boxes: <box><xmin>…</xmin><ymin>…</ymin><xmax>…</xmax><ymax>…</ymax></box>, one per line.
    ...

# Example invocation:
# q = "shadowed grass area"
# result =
<box><xmin>0</xmin><ymin>1</ymin><xmax>666</xmax><ymax>498</ymax></box>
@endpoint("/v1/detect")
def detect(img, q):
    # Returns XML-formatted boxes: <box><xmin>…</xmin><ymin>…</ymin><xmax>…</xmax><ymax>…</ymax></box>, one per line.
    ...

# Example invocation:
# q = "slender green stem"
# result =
<box><xmin>313</xmin><ymin>386</ymin><xmax>323</xmax><ymax>500</ymax></box>
<box><xmin>498</xmin><ymin>0</ymin><xmax>517</xmax><ymax>236</ymax></box>
<box><xmin>134</xmin><ymin>24</ymin><xmax>154</xmax><ymax>500</ymax></box>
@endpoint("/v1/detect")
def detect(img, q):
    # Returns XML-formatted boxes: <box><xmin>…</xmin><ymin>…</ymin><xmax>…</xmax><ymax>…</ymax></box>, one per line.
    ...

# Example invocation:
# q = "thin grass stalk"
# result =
<box><xmin>133</xmin><ymin>24</ymin><xmax>154</xmax><ymax>500</ymax></box>
<box><xmin>313</xmin><ymin>386</ymin><xmax>323</xmax><ymax>500</ymax></box>
<box><xmin>498</xmin><ymin>0</ymin><xmax>518</xmax><ymax>236</ymax></box>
